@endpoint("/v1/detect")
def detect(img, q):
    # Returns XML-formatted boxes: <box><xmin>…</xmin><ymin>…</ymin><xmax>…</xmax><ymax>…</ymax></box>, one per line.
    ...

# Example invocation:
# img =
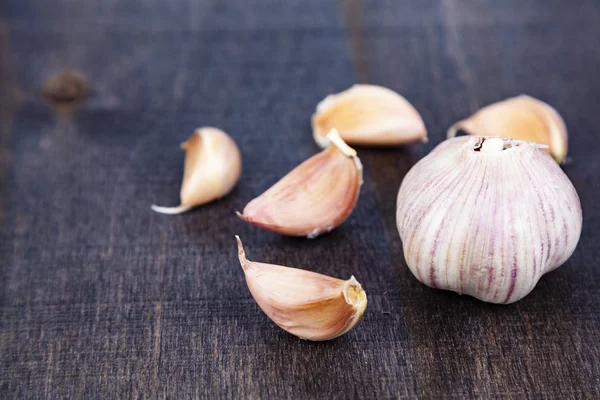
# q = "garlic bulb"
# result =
<box><xmin>448</xmin><ymin>95</ymin><xmax>568</xmax><ymax>163</ymax></box>
<box><xmin>152</xmin><ymin>127</ymin><xmax>242</xmax><ymax>214</ymax></box>
<box><xmin>396</xmin><ymin>136</ymin><xmax>582</xmax><ymax>304</ymax></box>
<box><xmin>238</xmin><ymin>129</ymin><xmax>362</xmax><ymax>238</ymax></box>
<box><xmin>236</xmin><ymin>236</ymin><xmax>367</xmax><ymax>340</ymax></box>
<box><xmin>312</xmin><ymin>84</ymin><xmax>427</xmax><ymax>147</ymax></box>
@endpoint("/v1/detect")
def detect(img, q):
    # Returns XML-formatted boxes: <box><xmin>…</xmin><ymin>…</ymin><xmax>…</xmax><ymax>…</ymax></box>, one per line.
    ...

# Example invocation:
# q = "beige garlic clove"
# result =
<box><xmin>396</xmin><ymin>136</ymin><xmax>582</xmax><ymax>304</ymax></box>
<box><xmin>235</xmin><ymin>236</ymin><xmax>367</xmax><ymax>341</ymax></box>
<box><xmin>152</xmin><ymin>127</ymin><xmax>242</xmax><ymax>214</ymax></box>
<box><xmin>237</xmin><ymin>130</ymin><xmax>362</xmax><ymax>238</ymax></box>
<box><xmin>448</xmin><ymin>95</ymin><xmax>568</xmax><ymax>163</ymax></box>
<box><xmin>311</xmin><ymin>84</ymin><xmax>427</xmax><ymax>147</ymax></box>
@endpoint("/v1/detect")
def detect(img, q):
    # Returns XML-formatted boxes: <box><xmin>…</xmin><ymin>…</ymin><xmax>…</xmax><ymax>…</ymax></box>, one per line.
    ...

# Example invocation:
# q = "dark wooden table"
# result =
<box><xmin>1</xmin><ymin>1</ymin><xmax>599</xmax><ymax>398</ymax></box>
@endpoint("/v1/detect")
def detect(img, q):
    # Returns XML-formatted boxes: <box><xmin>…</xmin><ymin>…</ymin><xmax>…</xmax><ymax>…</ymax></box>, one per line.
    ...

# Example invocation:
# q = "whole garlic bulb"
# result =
<box><xmin>396</xmin><ymin>136</ymin><xmax>582</xmax><ymax>304</ymax></box>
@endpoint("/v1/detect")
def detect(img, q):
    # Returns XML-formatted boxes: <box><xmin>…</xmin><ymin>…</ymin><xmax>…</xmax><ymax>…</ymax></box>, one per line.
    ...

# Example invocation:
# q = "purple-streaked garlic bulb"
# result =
<box><xmin>396</xmin><ymin>136</ymin><xmax>582</xmax><ymax>304</ymax></box>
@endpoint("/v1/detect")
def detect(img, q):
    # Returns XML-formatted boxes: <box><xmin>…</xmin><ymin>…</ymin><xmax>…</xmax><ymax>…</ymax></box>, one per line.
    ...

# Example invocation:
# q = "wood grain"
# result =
<box><xmin>1</xmin><ymin>0</ymin><xmax>599</xmax><ymax>398</ymax></box>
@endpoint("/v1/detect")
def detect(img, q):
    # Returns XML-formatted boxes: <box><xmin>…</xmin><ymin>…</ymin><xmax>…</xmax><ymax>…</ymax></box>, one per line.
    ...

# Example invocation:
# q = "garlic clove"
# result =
<box><xmin>236</xmin><ymin>236</ymin><xmax>368</xmax><ymax>341</ymax></box>
<box><xmin>396</xmin><ymin>136</ymin><xmax>582</xmax><ymax>304</ymax></box>
<box><xmin>237</xmin><ymin>129</ymin><xmax>362</xmax><ymax>238</ymax></box>
<box><xmin>448</xmin><ymin>95</ymin><xmax>568</xmax><ymax>163</ymax></box>
<box><xmin>152</xmin><ymin>127</ymin><xmax>242</xmax><ymax>214</ymax></box>
<box><xmin>311</xmin><ymin>84</ymin><xmax>427</xmax><ymax>147</ymax></box>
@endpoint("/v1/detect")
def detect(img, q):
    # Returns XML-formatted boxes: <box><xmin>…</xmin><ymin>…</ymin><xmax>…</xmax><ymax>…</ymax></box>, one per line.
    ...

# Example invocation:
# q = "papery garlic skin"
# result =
<box><xmin>238</xmin><ymin>130</ymin><xmax>362</xmax><ymax>238</ymax></box>
<box><xmin>448</xmin><ymin>95</ymin><xmax>568</xmax><ymax>163</ymax></box>
<box><xmin>152</xmin><ymin>127</ymin><xmax>242</xmax><ymax>214</ymax></box>
<box><xmin>312</xmin><ymin>84</ymin><xmax>427</xmax><ymax>147</ymax></box>
<box><xmin>236</xmin><ymin>236</ymin><xmax>367</xmax><ymax>341</ymax></box>
<box><xmin>396</xmin><ymin>136</ymin><xmax>582</xmax><ymax>304</ymax></box>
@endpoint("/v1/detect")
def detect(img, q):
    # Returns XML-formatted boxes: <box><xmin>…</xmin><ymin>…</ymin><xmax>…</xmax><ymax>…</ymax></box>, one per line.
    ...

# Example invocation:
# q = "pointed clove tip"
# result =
<box><xmin>180</xmin><ymin>127</ymin><xmax>206</xmax><ymax>150</ymax></box>
<box><xmin>151</xmin><ymin>204</ymin><xmax>192</xmax><ymax>215</ymax></box>
<box><xmin>236</xmin><ymin>210</ymin><xmax>254</xmax><ymax>225</ymax></box>
<box><xmin>235</xmin><ymin>234</ymin><xmax>243</xmax><ymax>252</ymax></box>
<box><xmin>235</xmin><ymin>235</ymin><xmax>250</xmax><ymax>271</ymax></box>
<box><xmin>326</xmin><ymin>129</ymin><xmax>357</xmax><ymax>157</ymax></box>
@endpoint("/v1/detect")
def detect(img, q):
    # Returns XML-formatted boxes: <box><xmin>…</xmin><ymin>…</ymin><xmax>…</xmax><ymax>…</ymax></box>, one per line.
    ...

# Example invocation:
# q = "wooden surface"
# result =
<box><xmin>1</xmin><ymin>1</ymin><xmax>600</xmax><ymax>398</ymax></box>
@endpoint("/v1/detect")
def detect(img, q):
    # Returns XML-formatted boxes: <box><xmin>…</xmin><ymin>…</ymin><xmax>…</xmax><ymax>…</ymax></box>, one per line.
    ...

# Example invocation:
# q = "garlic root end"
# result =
<box><xmin>343</xmin><ymin>276</ymin><xmax>367</xmax><ymax>306</ymax></box>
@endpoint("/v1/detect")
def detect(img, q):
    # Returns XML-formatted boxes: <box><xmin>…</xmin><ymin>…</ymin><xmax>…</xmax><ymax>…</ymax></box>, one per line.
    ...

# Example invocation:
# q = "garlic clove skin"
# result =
<box><xmin>312</xmin><ymin>84</ymin><xmax>427</xmax><ymax>148</ymax></box>
<box><xmin>238</xmin><ymin>130</ymin><xmax>362</xmax><ymax>238</ymax></box>
<box><xmin>236</xmin><ymin>236</ymin><xmax>368</xmax><ymax>341</ymax></box>
<box><xmin>152</xmin><ymin>127</ymin><xmax>242</xmax><ymax>214</ymax></box>
<box><xmin>396</xmin><ymin>136</ymin><xmax>582</xmax><ymax>304</ymax></box>
<box><xmin>448</xmin><ymin>95</ymin><xmax>568</xmax><ymax>163</ymax></box>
